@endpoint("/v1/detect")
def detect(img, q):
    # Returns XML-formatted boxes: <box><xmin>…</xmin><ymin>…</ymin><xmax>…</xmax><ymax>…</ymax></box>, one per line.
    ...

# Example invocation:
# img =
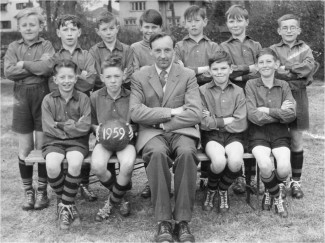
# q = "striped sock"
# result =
<box><xmin>80</xmin><ymin>163</ymin><xmax>91</xmax><ymax>185</ymax></box>
<box><xmin>261</xmin><ymin>171</ymin><xmax>279</xmax><ymax>198</ymax></box>
<box><xmin>207</xmin><ymin>165</ymin><xmax>222</xmax><ymax>191</ymax></box>
<box><xmin>37</xmin><ymin>163</ymin><xmax>48</xmax><ymax>191</ymax></box>
<box><xmin>219</xmin><ymin>166</ymin><xmax>241</xmax><ymax>191</ymax></box>
<box><xmin>100</xmin><ymin>176</ymin><xmax>115</xmax><ymax>190</ymax></box>
<box><xmin>62</xmin><ymin>172</ymin><xmax>82</xmax><ymax>205</ymax></box>
<box><xmin>274</xmin><ymin>170</ymin><xmax>288</xmax><ymax>184</ymax></box>
<box><xmin>48</xmin><ymin>170</ymin><xmax>65</xmax><ymax>199</ymax></box>
<box><xmin>110</xmin><ymin>181</ymin><xmax>129</xmax><ymax>205</ymax></box>
<box><xmin>291</xmin><ymin>151</ymin><xmax>303</xmax><ymax>181</ymax></box>
<box><xmin>18</xmin><ymin>157</ymin><xmax>33</xmax><ymax>191</ymax></box>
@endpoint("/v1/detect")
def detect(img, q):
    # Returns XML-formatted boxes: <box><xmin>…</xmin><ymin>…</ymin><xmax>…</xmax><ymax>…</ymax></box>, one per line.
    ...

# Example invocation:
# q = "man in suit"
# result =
<box><xmin>130</xmin><ymin>32</ymin><xmax>202</xmax><ymax>243</ymax></box>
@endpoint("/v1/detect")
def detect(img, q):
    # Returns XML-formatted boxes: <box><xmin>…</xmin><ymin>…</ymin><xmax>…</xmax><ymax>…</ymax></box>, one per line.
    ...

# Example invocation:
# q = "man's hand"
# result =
<box><xmin>202</xmin><ymin>109</ymin><xmax>210</xmax><ymax>118</ymax></box>
<box><xmin>233</xmin><ymin>76</ymin><xmax>243</xmax><ymax>81</ymax></box>
<box><xmin>16</xmin><ymin>61</ymin><xmax>24</xmax><ymax>68</ymax></box>
<box><xmin>78</xmin><ymin>70</ymin><xmax>88</xmax><ymax>80</ymax></box>
<box><xmin>127</xmin><ymin>123</ymin><xmax>134</xmax><ymax>140</ymax></box>
<box><xmin>281</xmin><ymin>100</ymin><xmax>294</xmax><ymax>110</ymax></box>
<box><xmin>249</xmin><ymin>64</ymin><xmax>258</xmax><ymax>74</ymax></box>
<box><xmin>257</xmin><ymin>107</ymin><xmax>269</xmax><ymax>114</ymax></box>
<box><xmin>277</xmin><ymin>66</ymin><xmax>289</xmax><ymax>75</ymax></box>
<box><xmin>171</xmin><ymin>106</ymin><xmax>184</xmax><ymax>116</ymax></box>
<box><xmin>40</xmin><ymin>53</ymin><xmax>52</xmax><ymax>60</ymax></box>
<box><xmin>177</xmin><ymin>60</ymin><xmax>184</xmax><ymax>67</ymax></box>
<box><xmin>224</xmin><ymin>117</ymin><xmax>235</xmax><ymax>125</ymax></box>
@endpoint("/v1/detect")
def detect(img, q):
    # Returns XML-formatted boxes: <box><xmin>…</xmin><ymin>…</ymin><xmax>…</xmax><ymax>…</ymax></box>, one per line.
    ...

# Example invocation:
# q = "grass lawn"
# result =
<box><xmin>1</xmin><ymin>79</ymin><xmax>324</xmax><ymax>242</ymax></box>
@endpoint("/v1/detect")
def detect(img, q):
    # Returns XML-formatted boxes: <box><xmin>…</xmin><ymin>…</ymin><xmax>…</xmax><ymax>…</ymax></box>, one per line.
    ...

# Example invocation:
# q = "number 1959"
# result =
<box><xmin>102</xmin><ymin>127</ymin><xmax>126</xmax><ymax>140</ymax></box>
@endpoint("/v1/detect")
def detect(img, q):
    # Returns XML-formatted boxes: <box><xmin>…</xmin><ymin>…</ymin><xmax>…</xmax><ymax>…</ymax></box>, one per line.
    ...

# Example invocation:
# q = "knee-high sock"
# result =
<box><xmin>18</xmin><ymin>157</ymin><xmax>33</xmax><ymax>191</ymax></box>
<box><xmin>219</xmin><ymin>166</ymin><xmax>241</xmax><ymax>191</ymax></box>
<box><xmin>80</xmin><ymin>163</ymin><xmax>91</xmax><ymax>185</ymax></box>
<box><xmin>110</xmin><ymin>181</ymin><xmax>129</xmax><ymax>204</ymax></box>
<box><xmin>274</xmin><ymin>170</ymin><xmax>288</xmax><ymax>184</ymax></box>
<box><xmin>37</xmin><ymin>163</ymin><xmax>48</xmax><ymax>191</ymax></box>
<box><xmin>291</xmin><ymin>151</ymin><xmax>303</xmax><ymax>181</ymax></box>
<box><xmin>48</xmin><ymin>170</ymin><xmax>65</xmax><ymax>199</ymax></box>
<box><xmin>207</xmin><ymin>166</ymin><xmax>222</xmax><ymax>191</ymax></box>
<box><xmin>62</xmin><ymin>172</ymin><xmax>81</xmax><ymax>205</ymax></box>
<box><xmin>261</xmin><ymin>171</ymin><xmax>279</xmax><ymax>198</ymax></box>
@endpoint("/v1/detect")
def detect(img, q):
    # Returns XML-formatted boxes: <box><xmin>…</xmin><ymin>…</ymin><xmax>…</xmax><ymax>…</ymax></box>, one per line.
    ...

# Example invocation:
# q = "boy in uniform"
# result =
<box><xmin>245</xmin><ymin>48</ymin><xmax>296</xmax><ymax>218</ymax></box>
<box><xmin>130</xmin><ymin>9</ymin><xmax>163</xmax><ymax>198</ymax></box>
<box><xmin>4</xmin><ymin>7</ymin><xmax>55</xmax><ymax>211</ymax></box>
<box><xmin>270</xmin><ymin>14</ymin><xmax>316</xmax><ymax>199</ymax></box>
<box><xmin>42</xmin><ymin>59</ymin><xmax>91</xmax><ymax>229</ymax></box>
<box><xmin>200</xmin><ymin>51</ymin><xmax>247</xmax><ymax>213</ymax></box>
<box><xmin>220</xmin><ymin>5</ymin><xmax>263</xmax><ymax>195</ymax></box>
<box><xmin>90</xmin><ymin>56</ymin><xmax>136</xmax><ymax>221</ymax></box>
<box><xmin>49</xmin><ymin>14</ymin><xmax>98</xmax><ymax>201</ymax></box>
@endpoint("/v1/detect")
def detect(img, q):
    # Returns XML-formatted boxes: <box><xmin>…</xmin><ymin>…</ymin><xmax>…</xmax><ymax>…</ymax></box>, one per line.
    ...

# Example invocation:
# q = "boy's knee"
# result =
<box><xmin>91</xmin><ymin>161</ymin><xmax>106</xmax><ymax>176</ymax></box>
<box><xmin>46</xmin><ymin>164</ymin><xmax>61</xmax><ymax>177</ymax></box>
<box><xmin>227</xmin><ymin>157</ymin><xmax>242</xmax><ymax>172</ymax></box>
<box><xmin>210</xmin><ymin>157</ymin><xmax>226</xmax><ymax>173</ymax></box>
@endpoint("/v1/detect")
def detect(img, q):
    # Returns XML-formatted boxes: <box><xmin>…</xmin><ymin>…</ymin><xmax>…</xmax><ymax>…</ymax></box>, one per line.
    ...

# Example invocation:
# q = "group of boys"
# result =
<box><xmin>4</xmin><ymin>3</ymin><xmax>316</xmax><ymax>243</ymax></box>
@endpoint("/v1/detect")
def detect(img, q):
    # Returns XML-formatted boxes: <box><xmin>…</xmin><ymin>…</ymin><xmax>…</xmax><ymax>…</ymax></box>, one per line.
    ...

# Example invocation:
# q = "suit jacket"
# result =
<box><xmin>130</xmin><ymin>63</ymin><xmax>202</xmax><ymax>152</ymax></box>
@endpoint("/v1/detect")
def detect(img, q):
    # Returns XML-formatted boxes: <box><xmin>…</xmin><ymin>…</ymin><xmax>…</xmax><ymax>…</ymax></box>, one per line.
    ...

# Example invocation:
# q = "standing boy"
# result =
<box><xmin>220</xmin><ymin>5</ymin><xmax>262</xmax><ymax>195</ymax></box>
<box><xmin>200</xmin><ymin>51</ymin><xmax>247</xmax><ymax>213</ymax></box>
<box><xmin>246</xmin><ymin>48</ymin><xmax>296</xmax><ymax>218</ymax></box>
<box><xmin>49</xmin><ymin>14</ymin><xmax>98</xmax><ymax>201</ymax></box>
<box><xmin>130</xmin><ymin>9</ymin><xmax>163</xmax><ymax>198</ymax></box>
<box><xmin>42</xmin><ymin>59</ymin><xmax>91</xmax><ymax>229</ymax></box>
<box><xmin>91</xmin><ymin>56</ymin><xmax>136</xmax><ymax>222</ymax></box>
<box><xmin>270</xmin><ymin>14</ymin><xmax>316</xmax><ymax>199</ymax></box>
<box><xmin>4</xmin><ymin>7</ymin><xmax>55</xmax><ymax>211</ymax></box>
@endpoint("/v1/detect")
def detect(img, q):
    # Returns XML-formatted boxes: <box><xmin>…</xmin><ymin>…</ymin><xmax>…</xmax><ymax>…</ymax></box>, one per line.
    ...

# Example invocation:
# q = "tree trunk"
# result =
<box><xmin>63</xmin><ymin>1</ymin><xmax>76</xmax><ymax>15</ymax></box>
<box><xmin>170</xmin><ymin>0</ymin><xmax>176</xmax><ymax>26</ymax></box>
<box><xmin>44</xmin><ymin>0</ymin><xmax>52</xmax><ymax>33</ymax></box>
<box><xmin>107</xmin><ymin>0</ymin><xmax>112</xmax><ymax>12</ymax></box>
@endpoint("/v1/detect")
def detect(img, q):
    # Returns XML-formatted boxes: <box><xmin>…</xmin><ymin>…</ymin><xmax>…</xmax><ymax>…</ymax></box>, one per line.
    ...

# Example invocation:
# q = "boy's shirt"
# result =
<box><xmin>89</xmin><ymin>40</ymin><xmax>133</xmax><ymax>90</ymax></box>
<box><xmin>175</xmin><ymin>35</ymin><xmax>221</xmax><ymax>85</ymax></box>
<box><xmin>42</xmin><ymin>89</ymin><xmax>91</xmax><ymax>146</ymax></box>
<box><xmin>270</xmin><ymin>40</ymin><xmax>315</xmax><ymax>90</ymax></box>
<box><xmin>4</xmin><ymin>38</ymin><xmax>55</xmax><ymax>84</ymax></box>
<box><xmin>131</xmin><ymin>40</ymin><xmax>154</xmax><ymax>71</ymax></box>
<box><xmin>200</xmin><ymin>80</ymin><xmax>247</xmax><ymax>133</ymax></box>
<box><xmin>220</xmin><ymin>36</ymin><xmax>262</xmax><ymax>87</ymax></box>
<box><xmin>245</xmin><ymin>78</ymin><xmax>296</xmax><ymax>127</ymax></box>
<box><xmin>49</xmin><ymin>44</ymin><xmax>96</xmax><ymax>93</ymax></box>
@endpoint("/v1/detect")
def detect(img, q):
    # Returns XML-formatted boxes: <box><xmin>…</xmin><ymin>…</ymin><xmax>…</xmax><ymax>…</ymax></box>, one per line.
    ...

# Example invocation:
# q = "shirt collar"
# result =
<box><xmin>59</xmin><ymin>44</ymin><xmax>82</xmax><ymax>53</ymax></box>
<box><xmin>17</xmin><ymin>37</ymin><xmax>44</xmax><ymax>45</ymax></box>
<box><xmin>182</xmin><ymin>34</ymin><xmax>210</xmax><ymax>42</ymax></box>
<box><xmin>98</xmin><ymin>39</ymin><xmax>123</xmax><ymax>51</ymax></box>
<box><xmin>207</xmin><ymin>79</ymin><xmax>234</xmax><ymax>90</ymax></box>
<box><xmin>52</xmin><ymin>89</ymin><xmax>80</xmax><ymax>100</ymax></box>
<box><xmin>99</xmin><ymin>86</ymin><xmax>130</xmax><ymax>98</ymax></box>
<box><xmin>256</xmin><ymin>78</ymin><xmax>282</xmax><ymax>87</ymax></box>
<box><xmin>225</xmin><ymin>35</ymin><xmax>251</xmax><ymax>43</ymax></box>
<box><xmin>274</xmin><ymin>39</ymin><xmax>304</xmax><ymax>48</ymax></box>
<box><xmin>155</xmin><ymin>63</ymin><xmax>172</xmax><ymax>76</ymax></box>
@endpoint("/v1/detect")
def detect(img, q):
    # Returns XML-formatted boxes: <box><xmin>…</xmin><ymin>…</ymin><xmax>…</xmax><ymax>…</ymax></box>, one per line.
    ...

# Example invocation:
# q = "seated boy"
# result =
<box><xmin>245</xmin><ymin>48</ymin><xmax>296</xmax><ymax>218</ymax></box>
<box><xmin>42</xmin><ymin>59</ymin><xmax>91</xmax><ymax>229</ymax></box>
<box><xmin>270</xmin><ymin>14</ymin><xmax>316</xmax><ymax>199</ymax></box>
<box><xmin>200</xmin><ymin>50</ymin><xmax>247</xmax><ymax>213</ymax></box>
<box><xmin>90</xmin><ymin>56</ymin><xmax>136</xmax><ymax>222</ymax></box>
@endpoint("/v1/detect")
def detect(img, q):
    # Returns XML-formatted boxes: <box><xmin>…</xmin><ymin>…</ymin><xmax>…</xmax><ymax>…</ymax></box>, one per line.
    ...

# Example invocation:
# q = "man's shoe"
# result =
<box><xmin>202</xmin><ymin>189</ymin><xmax>216</xmax><ymax>211</ymax></box>
<box><xmin>58</xmin><ymin>203</ymin><xmax>72</xmax><ymax>230</ymax></box>
<box><xmin>218</xmin><ymin>190</ymin><xmax>229</xmax><ymax>213</ymax></box>
<box><xmin>71</xmin><ymin>204</ymin><xmax>81</xmax><ymax>226</ymax></box>
<box><xmin>22</xmin><ymin>189</ymin><xmax>35</xmax><ymax>211</ymax></box>
<box><xmin>80</xmin><ymin>183</ymin><xmax>98</xmax><ymax>202</ymax></box>
<box><xmin>155</xmin><ymin>221</ymin><xmax>173</xmax><ymax>243</ymax></box>
<box><xmin>249</xmin><ymin>176</ymin><xmax>265</xmax><ymax>195</ymax></box>
<box><xmin>232</xmin><ymin>176</ymin><xmax>246</xmax><ymax>194</ymax></box>
<box><xmin>173</xmin><ymin>221</ymin><xmax>195</xmax><ymax>242</ymax></box>
<box><xmin>117</xmin><ymin>198</ymin><xmax>131</xmax><ymax>217</ymax></box>
<box><xmin>274</xmin><ymin>196</ymin><xmax>289</xmax><ymax>218</ymax></box>
<box><xmin>95</xmin><ymin>194</ymin><xmax>112</xmax><ymax>222</ymax></box>
<box><xmin>279</xmin><ymin>183</ymin><xmax>287</xmax><ymax>199</ymax></box>
<box><xmin>288</xmin><ymin>179</ymin><xmax>304</xmax><ymax>199</ymax></box>
<box><xmin>262</xmin><ymin>191</ymin><xmax>273</xmax><ymax>211</ymax></box>
<box><xmin>141</xmin><ymin>184</ymin><xmax>151</xmax><ymax>198</ymax></box>
<box><xmin>34</xmin><ymin>189</ymin><xmax>49</xmax><ymax>210</ymax></box>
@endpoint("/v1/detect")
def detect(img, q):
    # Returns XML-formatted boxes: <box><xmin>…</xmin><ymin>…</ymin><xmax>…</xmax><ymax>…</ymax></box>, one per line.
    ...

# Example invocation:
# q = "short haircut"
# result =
<box><xmin>96</xmin><ymin>11</ymin><xmax>119</xmax><ymax>28</ymax></box>
<box><xmin>101</xmin><ymin>55</ymin><xmax>123</xmax><ymax>72</ymax></box>
<box><xmin>53</xmin><ymin>59</ymin><xmax>78</xmax><ymax>76</ymax></box>
<box><xmin>16</xmin><ymin>7</ymin><xmax>44</xmax><ymax>25</ymax></box>
<box><xmin>56</xmin><ymin>14</ymin><xmax>82</xmax><ymax>29</ymax></box>
<box><xmin>256</xmin><ymin>48</ymin><xmax>279</xmax><ymax>61</ymax></box>
<box><xmin>184</xmin><ymin>5</ymin><xmax>206</xmax><ymax>20</ymax></box>
<box><xmin>225</xmin><ymin>5</ymin><xmax>249</xmax><ymax>20</ymax></box>
<box><xmin>139</xmin><ymin>9</ymin><xmax>163</xmax><ymax>27</ymax></box>
<box><xmin>277</xmin><ymin>14</ymin><xmax>300</xmax><ymax>27</ymax></box>
<box><xmin>149</xmin><ymin>32</ymin><xmax>176</xmax><ymax>49</ymax></box>
<box><xmin>209</xmin><ymin>51</ymin><xmax>232</xmax><ymax>66</ymax></box>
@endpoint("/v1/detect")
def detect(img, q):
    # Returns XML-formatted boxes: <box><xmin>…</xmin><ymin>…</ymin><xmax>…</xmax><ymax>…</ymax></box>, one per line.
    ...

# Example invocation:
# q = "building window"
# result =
<box><xmin>16</xmin><ymin>2</ymin><xmax>33</xmax><ymax>10</ymax></box>
<box><xmin>1</xmin><ymin>21</ymin><xmax>11</xmax><ymax>29</ymax></box>
<box><xmin>124</xmin><ymin>18</ymin><xmax>137</xmax><ymax>26</ymax></box>
<box><xmin>1</xmin><ymin>4</ymin><xmax>7</xmax><ymax>11</ymax></box>
<box><xmin>167</xmin><ymin>17</ymin><xmax>181</xmax><ymax>26</ymax></box>
<box><xmin>131</xmin><ymin>1</ymin><xmax>146</xmax><ymax>11</ymax></box>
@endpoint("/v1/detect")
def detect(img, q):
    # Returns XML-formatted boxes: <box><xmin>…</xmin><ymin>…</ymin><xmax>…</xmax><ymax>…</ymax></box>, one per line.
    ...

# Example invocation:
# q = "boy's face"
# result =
<box><xmin>100</xmin><ymin>66</ymin><xmax>124</xmax><ymax>95</ymax></box>
<box><xmin>150</xmin><ymin>36</ymin><xmax>174</xmax><ymax>70</ymax></box>
<box><xmin>278</xmin><ymin>19</ymin><xmax>301</xmax><ymax>45</ymax></box>
<box><xmin>18</xmin><ymin>14</ymin><xmax>43</xmax><ymax>44</ymax></box>
<box><xmin>185</xmin><ymin>14</ymin><xmax>207</xmax><ymax>37</ymax></box>
<box><xmin>209</xmin><ymin>61</ymin><xmax>232</xmax><ymax>85</ymax></box>
<box><xmin>257</xmin><ymin>54</ymin><xmax>280</xmax><ymax>78</ymax></box>
<box><xmin>96</xmin><ymin>21</ymin><xmax>119</xmax><ymax>44</ymax></box>
<box><xmin>56</xmin><ymin>21</ymin><xmax>81</xmax><ymax>48</ymax></box>
<box><xmin>140</xmin><ymin>22</ymin><xmax>162</xmax><ymax>42</ymax></box>
<box><xmin>54</xmin><ymin>67</ymin><xmax>77</xmax><ymax>93</ymax></box>
<box><xmin>226</xmin><ymin>17</ymin><xmax>248</xmax><ymax>37</ymax></box>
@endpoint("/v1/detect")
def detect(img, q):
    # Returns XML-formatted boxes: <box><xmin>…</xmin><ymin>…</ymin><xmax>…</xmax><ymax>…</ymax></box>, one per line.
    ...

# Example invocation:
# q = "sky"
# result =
<box><xmin>83</xmin><ymin>0</ymin><xmax>120</xmax><ymax>11</ymax></box>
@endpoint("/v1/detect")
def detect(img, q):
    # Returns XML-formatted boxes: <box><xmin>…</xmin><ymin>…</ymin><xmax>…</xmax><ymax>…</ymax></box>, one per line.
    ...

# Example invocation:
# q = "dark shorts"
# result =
<box><xmin>42</xmin><ymin>144</ymin><xmax>89</xmax><ymax>159</ymax></box>
<box><xmin>12</xmin><ymin>82</ymin><xmax>49</xmax><ymax>134</ymax></box>
<box><xmin>201</xmin><ymin>130</ymin><xmax>244</xmax><ymax>150</ymax></box>
<box><xmin>289</xmin><ymin>88</ymin><xmax>309</xmax><ymax>130</ymax></box>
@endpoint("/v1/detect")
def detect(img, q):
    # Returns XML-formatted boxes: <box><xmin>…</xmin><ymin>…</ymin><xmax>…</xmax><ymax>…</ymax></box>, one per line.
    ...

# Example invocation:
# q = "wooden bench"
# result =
<box><xmin>25</xmin><ymin>150</ymin><xmax>260</xmax><ymax>210</ymax></box>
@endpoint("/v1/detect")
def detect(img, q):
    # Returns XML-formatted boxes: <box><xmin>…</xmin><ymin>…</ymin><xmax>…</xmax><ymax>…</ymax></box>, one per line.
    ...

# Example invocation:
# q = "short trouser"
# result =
<box><xmin>289</xmin><ymin>88</ymin><xmax>309</xmax><ymax>130</ymax></box>
<box><xmin>12</xmin><ymin>82</ymin><xmax>49</xmax><ymax>134</ymax></box>
<box><xmin>42</xmin><ymin>144</ymin><xmax>89</xmax><ymax>159</ymax></box>
<box><xmin>201</xmin><ymin>130</ymin><xmax>244</xmax><ymax>150</ymax></box>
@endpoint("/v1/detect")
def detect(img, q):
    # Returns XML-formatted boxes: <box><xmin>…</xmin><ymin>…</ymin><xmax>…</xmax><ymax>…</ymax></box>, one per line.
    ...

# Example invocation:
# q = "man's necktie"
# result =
<box><xmin>159</xmin><ymin>70</ymin><xmax>167</xmax><ymax>88</ymax></box>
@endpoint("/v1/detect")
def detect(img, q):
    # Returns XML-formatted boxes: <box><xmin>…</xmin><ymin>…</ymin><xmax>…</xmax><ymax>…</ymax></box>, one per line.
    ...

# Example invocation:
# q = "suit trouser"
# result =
<box><xmin>142</xmin><ymin>133</ymin><xmax>199</xmax><ymax>222</ymax></box>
